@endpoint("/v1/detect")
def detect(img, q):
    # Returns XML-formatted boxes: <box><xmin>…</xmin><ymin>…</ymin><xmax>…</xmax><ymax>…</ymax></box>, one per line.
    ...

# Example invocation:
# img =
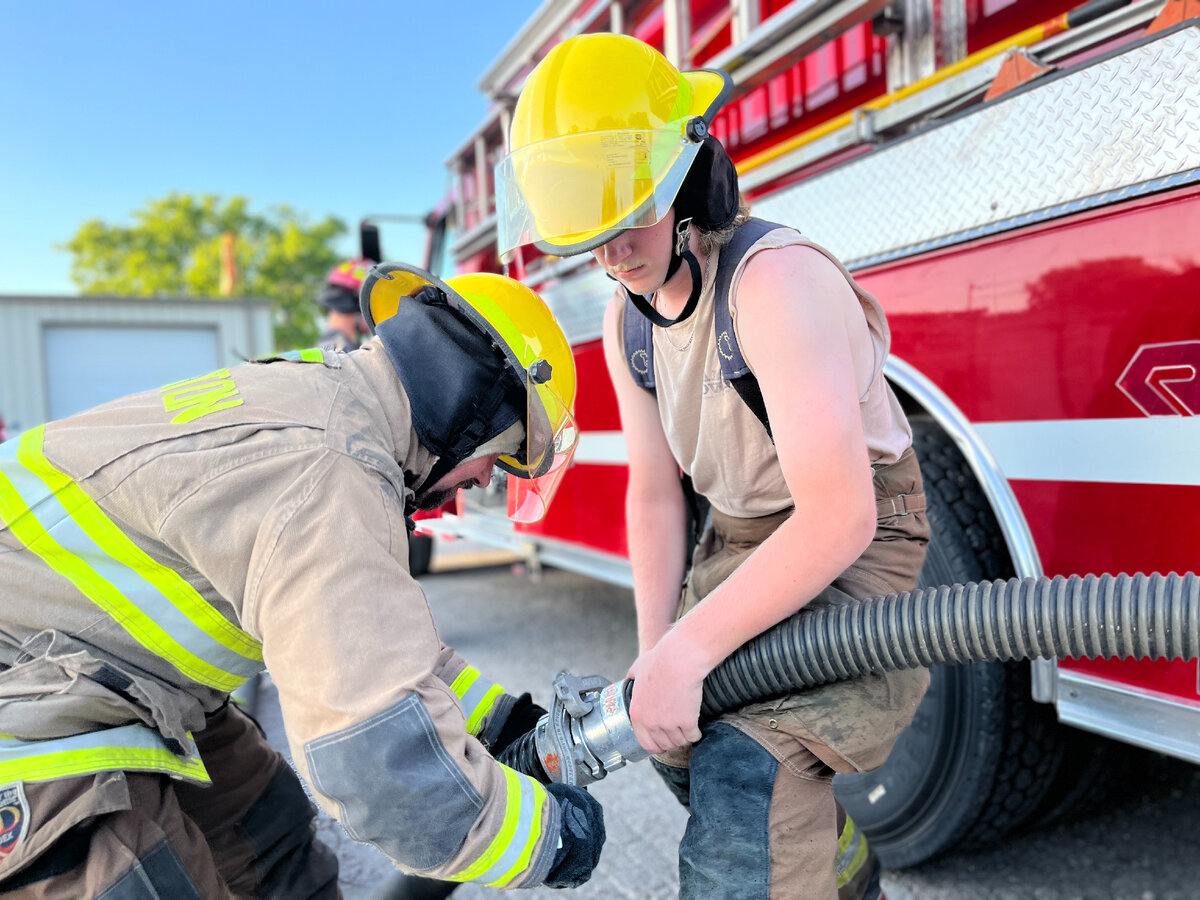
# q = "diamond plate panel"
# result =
<box><xmin>753</xmin><ymin>26</ymin><xmax>1200</xmax><ymax>268</ymax></box>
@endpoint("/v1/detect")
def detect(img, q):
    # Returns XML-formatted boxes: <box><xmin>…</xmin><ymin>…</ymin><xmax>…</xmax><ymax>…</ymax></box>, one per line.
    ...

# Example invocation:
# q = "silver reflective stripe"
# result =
<box><xmin>275</xmin><ymin>348</ymin><xmax>333</xmax><ymax>364</ymax></box>
<box><xmin>0</xmin><ymin>431</ymin><xmax>263</xmax><ymax>692</ymax></box>
<box><xmin>836</xmin><ymin>814</ymin><xmax>869</xmax><ymax>887</ymax></box>
<box><xmin>0</xmin><ymin>723</ymin><xmax>210</xmax><ymax>784</ymax></box>
<box><xmin>450</xmin><ymin>666</ymin><xmax>505</xmax><ymax>735</ymax></box>
<box><xmin>447</xmin><ymin>766</ymin><xmax>547</xmax><ymax>886</ymax></box>
<box><xmin>456</xmin><ymin>766</ymin><xmax>545</xmax><ymax>887</ymax></box>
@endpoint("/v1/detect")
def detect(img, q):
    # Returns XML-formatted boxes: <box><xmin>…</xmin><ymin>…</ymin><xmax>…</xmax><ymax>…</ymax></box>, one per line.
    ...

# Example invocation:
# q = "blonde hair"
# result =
<box><xmin>694</xmin><ymin>203</ymin><xmax>751</xmax><ymax>256</ymax></box>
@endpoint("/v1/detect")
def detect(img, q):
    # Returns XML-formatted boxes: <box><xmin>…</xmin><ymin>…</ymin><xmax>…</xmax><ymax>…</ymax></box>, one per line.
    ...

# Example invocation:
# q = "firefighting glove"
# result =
<box><xmin>544</xmin><ymin>783</ymin><xmax>606</xmax><ymax>889</ymax></box>
<box><xmin>481</xmin><ymin>692</ymin><xmax>547</xmax><ymax>758</ymax></box>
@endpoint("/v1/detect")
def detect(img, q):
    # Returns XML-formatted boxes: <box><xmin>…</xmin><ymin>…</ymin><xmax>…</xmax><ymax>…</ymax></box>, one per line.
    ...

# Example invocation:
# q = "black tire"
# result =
<box><xmin>833</xmin><ymin>417</ymin><xmax>1068</xmax><ymax>867</ymax></box>
<box><xmin>1016</xmin><ymin>723</ymin><xmax>1126</xmax><ymax>830</ymax></box>
<box><xmin>408</xmin><ymin>533</ymin><xmax>434</xmax><ymax>578</ymax></box>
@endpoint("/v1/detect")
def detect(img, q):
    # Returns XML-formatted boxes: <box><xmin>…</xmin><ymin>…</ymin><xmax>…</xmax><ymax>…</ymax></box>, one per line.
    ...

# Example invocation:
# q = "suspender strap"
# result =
<box><xmin>875</xmin><ymin>492</ymin><xmax>927</xmax><ymax>518</ymax></box>
<box><xmin>711</xmin><ymin>218</ymin><xmax>782</xmax><ymax>380</ymax></box>
<box><xmin>730</xmin><ymin>377</ymin><xmax>773</xmax><ymax>441</ymax></box>
<box><xmin>619</xmin><ymin>217</ymin><xmax>789</xmax><ymax>443</ymax></box>
<box><xmin>622</xmin><ymin>218</ymin><xmax>788</xmax><ymax>395</ymax></box>
<box><xmin>622</xmin><ymin>293</ymin><xmax>657</xmax><ymax>390</ymax></box>
<box><xmin>712</xmin><ymin>218</ymin><xmax>786</xmax><ymax>440</ymax></box>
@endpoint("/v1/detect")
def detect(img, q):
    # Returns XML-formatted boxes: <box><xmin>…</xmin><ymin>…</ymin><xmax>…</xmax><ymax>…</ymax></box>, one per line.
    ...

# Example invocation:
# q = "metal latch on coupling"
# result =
<box><xmin>533</xmin><ymin>671</ymin><xmax>649</xmax><ymax>786</ymax></box>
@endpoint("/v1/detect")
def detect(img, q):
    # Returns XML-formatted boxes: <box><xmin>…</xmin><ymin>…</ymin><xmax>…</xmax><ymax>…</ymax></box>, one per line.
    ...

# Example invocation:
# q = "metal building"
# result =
<box><xmin>0</xmin><ymin>294</ymin><xmax>274</xmax><ymax>436</ymax></box>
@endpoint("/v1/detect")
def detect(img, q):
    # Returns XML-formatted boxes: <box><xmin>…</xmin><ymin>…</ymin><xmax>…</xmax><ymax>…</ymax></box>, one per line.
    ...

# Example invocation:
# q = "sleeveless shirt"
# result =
<box><xmin>618</xmin><ymin>226</ymin><xmax>911</xmax><ymax>518</ymax></box>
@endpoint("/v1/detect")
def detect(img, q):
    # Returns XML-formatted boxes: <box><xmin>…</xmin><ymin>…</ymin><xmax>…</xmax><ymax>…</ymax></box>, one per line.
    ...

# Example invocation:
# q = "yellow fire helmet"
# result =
<box><xmin>361</xmin><ymin>263</ymin><xmax>578</xmax><ymax>524</ymax></box>
<box><xmin>495</xmin><ymin>33</ymin><xmax>732</xmax><ymax>262</ymax></box>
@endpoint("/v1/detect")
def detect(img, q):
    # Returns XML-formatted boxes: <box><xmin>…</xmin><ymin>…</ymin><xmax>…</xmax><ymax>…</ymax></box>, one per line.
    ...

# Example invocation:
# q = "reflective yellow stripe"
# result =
<box><xmin>0</xmin><ymin>724</ymin><xmax>210</xmax><ymax>784</ymax></box>
<box><xmin>489</xmin><ymin>768</ymin><xmax>546</xmax><ymax>888</ymax></box>
<box><xmin>269</xmin><ymin>349</ymin><xmax>326</xmax><ymax>363</ymax></box>
<box><xmin>449</xmin><ymin>765</ymin><xmax>546</xmax><ymax>886</ymax></box>
<box><xmin>0</xmin><ymin>428</ymin><xmax>262</xmax><ymax>691</ymax></box>
<box><xmin>836</xmin><ymin>814</ymin><xmax>870</xmax><ymax>887</ymax></box>
<box><xmin>450</xmin><ymin>666</ymin><xmax>506</xmax><ymax>736</ymax></box>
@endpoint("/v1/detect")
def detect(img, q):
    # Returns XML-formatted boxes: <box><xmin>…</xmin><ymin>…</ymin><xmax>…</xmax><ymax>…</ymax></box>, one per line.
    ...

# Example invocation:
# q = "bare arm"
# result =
<box><xmin>627</xmin><ymin>245</ymin><xmax>879</xmax><ymax>753</ymax></box>
<box><xmin>601</xmin><ymin>296</ymin><xmax>690</xmax><ymax>654</ymax></box>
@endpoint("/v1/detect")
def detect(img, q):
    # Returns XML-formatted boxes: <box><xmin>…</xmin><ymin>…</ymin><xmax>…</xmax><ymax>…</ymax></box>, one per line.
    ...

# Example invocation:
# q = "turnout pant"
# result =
<box><xmin>655</xmin><ymin>449</ymin><xmax>931</xmax><ymax>900</ymax></box>
<box><xmin>0</xmin><ymin>703</ymin><xmax>339</xmax><ymax>899</ymax></box>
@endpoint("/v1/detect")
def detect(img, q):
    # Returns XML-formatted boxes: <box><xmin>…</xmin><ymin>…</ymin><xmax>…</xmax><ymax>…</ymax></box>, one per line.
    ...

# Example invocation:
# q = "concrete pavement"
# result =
<box><xmin>257</xmin><ymin>563</ymin><xmax>687</xmax><ymax>898</ymax></box>
<box><xmin>256</xmin><ymin>562</ymin><xmax>1200</xmax><ymax>899</ymax></box>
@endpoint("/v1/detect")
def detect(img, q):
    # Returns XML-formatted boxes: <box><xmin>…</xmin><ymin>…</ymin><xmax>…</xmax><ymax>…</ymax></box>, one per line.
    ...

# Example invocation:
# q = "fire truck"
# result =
<box><xmin>416</xmin><ymin>0</ymin><xmax>1200</xmax><ymax>866</ymax></box>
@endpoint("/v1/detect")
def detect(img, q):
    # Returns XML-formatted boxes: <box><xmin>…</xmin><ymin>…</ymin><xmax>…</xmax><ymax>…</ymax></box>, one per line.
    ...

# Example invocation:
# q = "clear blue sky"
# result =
<box><xmin>0</xmin><ymin>1</ymin><xmax>542</xmax><ymax>295</ymax></box>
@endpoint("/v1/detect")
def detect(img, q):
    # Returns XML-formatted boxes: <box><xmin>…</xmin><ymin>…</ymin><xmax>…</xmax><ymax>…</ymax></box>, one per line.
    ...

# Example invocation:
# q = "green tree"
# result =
<box><xmin>63</xmin><ymin>193</ymin><xmax>347</xmax><ymax>349</ymax></box>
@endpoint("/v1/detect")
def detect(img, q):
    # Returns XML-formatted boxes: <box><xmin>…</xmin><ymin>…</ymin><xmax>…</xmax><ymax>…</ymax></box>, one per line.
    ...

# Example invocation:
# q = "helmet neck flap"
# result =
<box><xmin>375</xmin><ymin>285</ymin><xmax>526</xmax><ymax>500</ymax></box>
<box><xmin>624</xmin><ymin>134</ymin><xmax>741</xmax><ymax>328</ymax></box>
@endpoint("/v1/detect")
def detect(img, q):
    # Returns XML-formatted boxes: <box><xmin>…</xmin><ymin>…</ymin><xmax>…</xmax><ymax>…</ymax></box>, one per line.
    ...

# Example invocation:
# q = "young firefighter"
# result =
<box><xmin>0</xmin><ymin>266</ymin><xmax>604</xmax><ymax>897</ymax></box>
<box><xmin>495</xmin><ymin>34</ymin><xmax>930</xmax><ymax>899</ymax></box>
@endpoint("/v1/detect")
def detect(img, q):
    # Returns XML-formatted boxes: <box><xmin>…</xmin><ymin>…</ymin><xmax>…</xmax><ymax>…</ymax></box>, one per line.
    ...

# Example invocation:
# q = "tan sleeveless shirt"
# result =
<box><xmin>619</xmin><ymin>226</ymin><xmax>911</xmax><ymax>518</ymax></box>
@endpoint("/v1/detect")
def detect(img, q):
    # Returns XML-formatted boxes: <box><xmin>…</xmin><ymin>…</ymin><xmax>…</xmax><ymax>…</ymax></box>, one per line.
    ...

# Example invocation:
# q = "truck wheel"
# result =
<box><xmin>409</xmin><ymin>533</ymin><xmax>434</xmax><ymax>577</ymax></box>
<box><xmin>833</xmin><ymin>418</ymin><xmax>1065</xmax><ymax>867</ymax></box>
<box><xmin>1017</xmin><ymin>722</ymin><xmax>1122</xmax><ymax>829</ymax></box>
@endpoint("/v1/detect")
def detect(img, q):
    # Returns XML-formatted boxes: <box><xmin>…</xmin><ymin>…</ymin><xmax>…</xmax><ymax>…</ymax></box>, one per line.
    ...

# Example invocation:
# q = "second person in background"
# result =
<box><xmin>317</xmin><ymin>258</ymin><xmax>373</xmax><ymax>352</ymax></box>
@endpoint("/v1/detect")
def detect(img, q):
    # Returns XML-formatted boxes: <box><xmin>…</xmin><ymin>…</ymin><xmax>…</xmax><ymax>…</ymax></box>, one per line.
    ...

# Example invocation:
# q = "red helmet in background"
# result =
<box><xmin>319</xmin><ymin>258</ymin><xmax>373</xmax><ymax>313</ymax></box>
<box><xmin>326</xmin><ymin>258</ymin><xmax>373</xmax><ymax>292</ymax></box>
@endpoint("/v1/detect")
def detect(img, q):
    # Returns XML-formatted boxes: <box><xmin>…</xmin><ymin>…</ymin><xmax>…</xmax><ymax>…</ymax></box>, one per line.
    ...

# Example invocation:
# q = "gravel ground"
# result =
<box><xmin>255</xmin><ymin>562</ymin><xmax>1200</xmax><ymax>900</ymax></box>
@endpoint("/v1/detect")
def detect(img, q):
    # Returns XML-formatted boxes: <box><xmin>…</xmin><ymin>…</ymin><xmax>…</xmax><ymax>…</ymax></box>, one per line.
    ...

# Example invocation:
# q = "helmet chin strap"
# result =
<box><xmin>626</xmin><ymin>217</ymin><xmax>702</xmax><ymax>328</ymax></box>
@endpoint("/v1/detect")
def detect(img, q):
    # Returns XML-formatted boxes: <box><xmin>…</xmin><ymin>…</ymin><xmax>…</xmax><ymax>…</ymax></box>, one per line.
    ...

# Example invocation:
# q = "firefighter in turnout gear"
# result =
<box><xmin>317</xmin><ymin>258</ymin><xmax>373</xmax><ymax>352</ymax></box>
<box><xmin>496</xmin><ymin>33</ymin><xmax>929</xmax><ymax>899</ymax></box>
<box><xmin>0</xmin><ymin>264</ymin><xmax>600</xmax><ymax>897</ymax></box>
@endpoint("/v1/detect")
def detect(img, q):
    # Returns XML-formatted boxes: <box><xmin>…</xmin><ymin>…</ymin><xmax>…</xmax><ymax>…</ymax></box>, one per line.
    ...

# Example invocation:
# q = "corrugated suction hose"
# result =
<box><xmin>701</xmin><ymin>572</ymin><xmax>1198</xmax><ymax>717</ymax></box>
<box><xmin>499</xmin><ymin>572</ymin><xmax>1198</xmax><ymax>784</ymax></box>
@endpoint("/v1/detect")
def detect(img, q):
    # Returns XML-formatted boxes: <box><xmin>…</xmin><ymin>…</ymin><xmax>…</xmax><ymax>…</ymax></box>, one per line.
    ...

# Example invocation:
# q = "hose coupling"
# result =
<box><xmin>533</xmin><ymin>672</ymin><xmax>647</xmax><ymax>786</ymax></box>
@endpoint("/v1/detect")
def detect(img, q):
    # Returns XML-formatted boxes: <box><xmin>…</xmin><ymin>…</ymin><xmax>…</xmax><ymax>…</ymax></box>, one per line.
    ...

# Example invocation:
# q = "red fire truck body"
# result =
<box><xmin>428</xmin><ymin>0</ymin><xmax>1200</xmax><ymax>862</ymax></box>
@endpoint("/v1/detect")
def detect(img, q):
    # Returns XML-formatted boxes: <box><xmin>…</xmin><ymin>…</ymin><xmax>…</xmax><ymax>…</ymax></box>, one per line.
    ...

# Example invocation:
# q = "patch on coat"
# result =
<box><xmin>0</xmin><ymin>782</ymin><xmax>29</xmax><ymax>861</ymax></box>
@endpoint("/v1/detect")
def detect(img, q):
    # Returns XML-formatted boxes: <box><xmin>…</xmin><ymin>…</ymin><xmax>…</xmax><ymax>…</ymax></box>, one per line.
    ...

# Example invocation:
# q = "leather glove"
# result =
<box><xmin>482</xmin><ymin>692</ymin><xmax>547</xmax><ymax>758</ymax></box>
<box><xmin>544</xmin><ymin>783</ymin><xmax>606</xmax><ymax>889</ymax></box>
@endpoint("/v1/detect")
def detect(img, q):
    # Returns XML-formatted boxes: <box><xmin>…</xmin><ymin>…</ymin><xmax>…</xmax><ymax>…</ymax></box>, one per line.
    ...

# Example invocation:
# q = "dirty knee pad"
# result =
<box><xmin>3</xmin><ymin>833</ymin><xmax>203</xmax><ymax>900</ymax></box>
<box><xmin>650</xmin><ymin>757</ymin><xmax>691</xmax><ymax>810</ymax></box>
<box><xmin>678</xmin><ymin>722</ymin><xmax>777</xmax><ymax>900</ymax></box>
<box><xmin>95</xmin><ymin>841</ymin><xmax>203</xmax><ymax>900</ymax></box>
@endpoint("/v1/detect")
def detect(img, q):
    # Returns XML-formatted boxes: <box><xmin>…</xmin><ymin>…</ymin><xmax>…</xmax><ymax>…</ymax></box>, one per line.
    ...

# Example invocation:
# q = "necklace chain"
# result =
<box><xmin>657</xmin><ymin>249</ymin><xmax>711</xmax><ymax>352</ymax></box>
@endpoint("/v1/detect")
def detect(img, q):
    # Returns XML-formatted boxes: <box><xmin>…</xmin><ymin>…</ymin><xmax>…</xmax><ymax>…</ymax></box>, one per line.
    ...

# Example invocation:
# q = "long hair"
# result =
<box><xmin>695</xmin><ymin>202</ymin><xmax>751</xmax><ymax>255</ymax></box>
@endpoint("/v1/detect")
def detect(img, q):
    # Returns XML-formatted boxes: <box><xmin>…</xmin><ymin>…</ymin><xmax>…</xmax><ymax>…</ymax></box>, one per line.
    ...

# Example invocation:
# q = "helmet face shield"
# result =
<box><xmin>500</xmin><ymin>32</ymin><xmax>733</xmax><ymax>262</ymax></box>
<box><xmin>505</xmin><ymin>369</ymin><xmax>579</xmax><ymax>523</ymax></box>
<box><xmin>496</xmin><ymin>123</ymin><xmax>703</xmax><ymax>262</ymax></box>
